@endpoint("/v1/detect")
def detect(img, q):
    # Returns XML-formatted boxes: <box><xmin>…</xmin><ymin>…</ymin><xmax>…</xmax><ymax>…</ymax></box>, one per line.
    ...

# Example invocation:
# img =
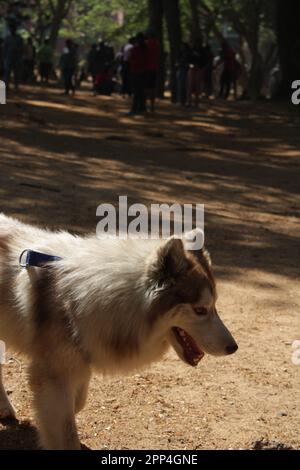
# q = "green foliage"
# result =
<box><xmin>1</xmin><ymin>0</ymin><xmax>278</xmax><ymax>57</ymax></box>
<box><xmin>199</xmin><ymin>0</ymin><xmax>276</xmax><ymax>45</ymax></box>
<box><xmin>61</xmin><ymin>0</ymin><xmax>148</xmax><ymax>48</ymax></box>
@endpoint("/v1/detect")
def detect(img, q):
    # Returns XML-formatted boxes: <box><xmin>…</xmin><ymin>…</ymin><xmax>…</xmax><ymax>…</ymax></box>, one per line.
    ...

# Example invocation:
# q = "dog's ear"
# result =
<box><xmin>148</xmin><ymin>237</ymin><xmax>210</xmax><ymax>313</ymax></box>
<box><xmin>151</xmin><ymin>237</ymin><xmax>191</xmax><ymax>287</ymax></box>
<box><xmin>183</xmin><ymin>229</ymin><xmax>211</xmax><ymax>267</ymax></box>
<box><xmin>159</xmin><ymin>237</ymin><xmax>190</xmax><ymax>278</ymax></box>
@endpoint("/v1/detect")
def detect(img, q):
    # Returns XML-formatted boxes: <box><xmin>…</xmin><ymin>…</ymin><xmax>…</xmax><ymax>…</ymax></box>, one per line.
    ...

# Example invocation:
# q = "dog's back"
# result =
<box><xmin>0</xmin><ymin>214</ymin><xmax>163</xmax><ymax>364</ymax></box>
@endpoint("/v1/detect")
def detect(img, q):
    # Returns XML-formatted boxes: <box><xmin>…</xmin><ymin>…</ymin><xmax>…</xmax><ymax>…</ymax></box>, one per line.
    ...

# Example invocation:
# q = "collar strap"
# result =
<box><xmin>19</xmin><ymin>249</ymin><xmax>62</xmax><ymax>268</ymax></box>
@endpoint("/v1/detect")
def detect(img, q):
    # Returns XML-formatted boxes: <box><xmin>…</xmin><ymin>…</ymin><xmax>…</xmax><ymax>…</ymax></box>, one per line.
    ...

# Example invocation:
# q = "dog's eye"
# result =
<box><xmin>194</xmin><ymin>307</ymin><xmax>208</xmax><ymax>316</ymax></box>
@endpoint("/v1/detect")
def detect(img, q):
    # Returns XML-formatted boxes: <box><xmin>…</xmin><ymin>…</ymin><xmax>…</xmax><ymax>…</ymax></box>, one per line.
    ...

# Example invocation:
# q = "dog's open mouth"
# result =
<box><xmin>172</xmin><ymin>327</ymin><xmax>205</xmax><ymax>366</ymax></box>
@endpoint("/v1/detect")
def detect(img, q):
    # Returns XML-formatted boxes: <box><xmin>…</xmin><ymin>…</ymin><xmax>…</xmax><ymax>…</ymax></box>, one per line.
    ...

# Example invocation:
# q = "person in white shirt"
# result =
<box><xmin>121</xmin><ymin>37</ymin><xmax>134</xmax><ymax>96</ymax></box>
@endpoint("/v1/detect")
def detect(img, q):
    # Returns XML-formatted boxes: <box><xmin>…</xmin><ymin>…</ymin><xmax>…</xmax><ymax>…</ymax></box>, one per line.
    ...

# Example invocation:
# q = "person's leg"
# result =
<box><xmin>199</xmin><ymin>68</ymin><xmax>205</xmax><ymax>97</ymax></box>
<box><xmin>4</xmin><ymin>59</ymin><xmax>11</xmax><ymax>88</ymax></box>
<box><xmin>219</xmin><ymin>70</ymin><xmax>226</xmax><ymax>98</ymax></box>
<box><xmin>147</xmin><ymin>87</ymin><xmax>155</xmax><ymax>112</ymax></box>
<box><xmin>137</xmin><ymin>73</ymin><xmax>146</xmax><ymax>113</ymax></box>
<box><xmin>136</xmin><ymin>75</ymin><xmax>142</xmax><ymax>112</ymax></box>
<box><xmin>13</xmin><ymin>61</ymin><xmax>21</xmax><ymax>91</ymax></box>
<box><xmin>187</xmin><ymin>68</ymin><xmax>193</xmax><ymax>105</ymax></box>
<box><xmin>67</xmin><ymin>74</ymin><xmax>73</xmax><ymax>94</ymax></box>
<box><xmin>149</xmin><ymin>71</ymin><xmax>157</xmax><ymax>112</ymax></box>
<box><xmin>64</xmin><ymin>68</ymin><xmax>75</xmax><ymax>95</ymax></box>
<box><xmin>122</xmin><ymin>62</ymin><xmax>130</xmax><ymax>95</ymax></box>
<box><xmin>141</xmin><ymin>74</ymin><xmax>147</xmax><ymax>112</ymax></box>
<box><xmin>127</xmin><ymin>65</ymin><xmax>132</xmax><ymax>96</ymax></box>
<box><xmin>70</xmin><ymin>67</ymin><xmax>76</xmax><ymax>95</ymax></box>
<box><xmin>178</xmin><ymin>69</ymin><xmax>185</xmax><ymax>105</ymax></box>
<box><xmin>233</xmin><ymin>77</ymin><xmax>237</xmax><ymax>100</ymax></box>
<box><xmin>130</xmin><ymin>74</ymin><xmax>138</xmax><ymax>113</ymax></box>
<box><xmin>23</xmin><ymin>60</ymin><xmax>28</xmax><ymax>82</ymax></box>
<box><xmin>127</xmin><ymin>63</ymin><xmax>132</xmax><ymax>95</ymax></box>
<box><xmin>182</xmin><ymin>69</ymin><xmax>188</xmax><ymax>105</ymax></box>
<box><xmin>45</xmin><ymin>63</ymin><xmax>51</xmax><ymax>83</ymax></box>
<box><xmin>39</xmin><ymin>64</ymin><xmax>44</xmax><ymax>82</ymax></box>
<box><xmin>30</xmin><ymin>60</ymin><xmax>35</xmax><ymax>82</ymax></box>
<box><xmin>42</xmin><ymin>63</ymin><xmax>47</xmax><ymax>83</ymax></box>
<box><xmin>206</xmin><ymin>68</ymin><xmax>213</xmax><ymax>97</ymax></box>
<box><xmin>194</xmin><ymin>68</ymin><xmax>201</xmax><ymax>107</ymax></box>
<box><xmin>224</xmin><ymin>72</ymin><xmax>231</xmax><ymax>99</ymax></box>
<box><xmin>121</xmin><ymin>64</ymin><xmax>126</xmax><ymax>95</ymax></box>
<box><xmin>63</xmin><ymin>69</ymin><xmax>70</xmax><ymax>94</ymax></box>
<box><xmin>176</xmin><ymin>69</ymin><xmax>181</xmax><ymax>104</ymax></box>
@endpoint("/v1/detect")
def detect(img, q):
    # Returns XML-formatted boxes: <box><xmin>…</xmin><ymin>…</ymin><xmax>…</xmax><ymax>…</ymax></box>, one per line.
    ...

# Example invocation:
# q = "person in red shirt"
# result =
<box><xmin>219</xmin><ymin>40</ymin><xmax>237</xmax><ymax>99</ymax></box>
<box><xmin>128</xmin><ymin>32</ymin><xmax>147</xmax><ymax>114</ymax></box>
<box><xmin>145</xmin><ymin>31</ymin><xmax>160</xmax><ymax>112</ymax></box>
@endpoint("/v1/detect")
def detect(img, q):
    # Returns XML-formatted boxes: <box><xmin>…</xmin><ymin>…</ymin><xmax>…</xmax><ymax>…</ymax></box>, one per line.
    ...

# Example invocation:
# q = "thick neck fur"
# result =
<box><xmin>53</xmin><ymin>237</ymin><xmax>171</xmax><ymax>374</ymax></box>
<box><xmin>0</xmin><ymin>215</ymin><xmax>176</xmax><ymax>374</ymax></box>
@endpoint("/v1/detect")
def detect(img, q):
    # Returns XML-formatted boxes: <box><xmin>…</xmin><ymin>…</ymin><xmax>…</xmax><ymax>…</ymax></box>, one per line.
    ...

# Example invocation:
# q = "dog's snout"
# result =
<box><xmin>225</xmin><ymin>343</ymin><xmax>238</xmax><ymax>355</ymax></box>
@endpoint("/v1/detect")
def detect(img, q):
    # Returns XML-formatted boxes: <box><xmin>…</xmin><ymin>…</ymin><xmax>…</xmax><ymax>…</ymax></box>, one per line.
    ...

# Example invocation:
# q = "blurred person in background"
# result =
<box><xmin>128</xmin><ymin>33</ymin><xmax>147</xmax><ymax>115</ymax></box>
<box><xmin>187</xmin><ymin>37</ymin><xmax>206</xmax><ymax>107</ymax></box>
<box><xmin>3</xmin><ymin>23</ymin><xmax>24</xmax><ymax>91</ymax></box>
<box><xmin>218</xmin><ymin>40</ymin><xmax>236</xmax><ymax>99</ymax></box>
<box><xmin>121</xmin><ymin>37</ymin><xmax>134</xmax><ymax>96</ymax></box>
<box><xmin>145</xmin><ymin>31</ymin><xmax>160</xmax><ymax>113</ymax></box>
<box><xmin>37</xmin><ymin>39</ymin><xmax>53</xmax><ymax>84</ymax></box>
<box><xmin>176</xmin><ymin>42</ymin><xmax>190</xmax><ymax>106</ymax></box>
<box><xmin>23</xmin><ymin>37</ymin><xmax>36</xmax><ymax>83</ymax></box>
<box><xmin>96</xmin><ymin>41</ymin><xmax>108</xmax><ymax>74</ymax></box>
<box><xmin>87</xmin><ymin>43</ymin><xmax>98</xmax><ymax>86</ymax></box>
<box><xmin>0</xmin><ymin>38</ymin><xmax>4</xmax><ymax>79</ymax></box>
<box><xmin>59</xmin><ymin>39</ymin><xmax>77</xmax><ymax>95</ymax></box>
<box><xmin>203</xmin><ymin>44</ymin><xmax>214</xmax><ymax>98</ymax></box>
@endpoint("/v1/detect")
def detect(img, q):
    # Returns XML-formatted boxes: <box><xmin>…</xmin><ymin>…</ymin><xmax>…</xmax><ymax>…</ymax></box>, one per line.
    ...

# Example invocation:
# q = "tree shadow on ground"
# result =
<box><xmin>0</xmin><ymin>419</ymin><xmax>38</xmax><ymax>450</ymax></box>
<box><xmin>0</xmin><ymin>86</ymin><xmax>299</xmax><ymax>284</ymax></box>
<box><xmin>0</xmin><ymin>417</ymin><xmax>91</xmax><ymax>450</ymax></box>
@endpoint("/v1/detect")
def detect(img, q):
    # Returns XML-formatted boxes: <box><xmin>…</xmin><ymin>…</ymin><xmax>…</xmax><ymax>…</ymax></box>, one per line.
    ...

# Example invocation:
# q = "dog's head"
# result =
<box><xmin>147</xmin><ymin>231</ymin><xmax>238</xmax><ymax>367</ymax></box>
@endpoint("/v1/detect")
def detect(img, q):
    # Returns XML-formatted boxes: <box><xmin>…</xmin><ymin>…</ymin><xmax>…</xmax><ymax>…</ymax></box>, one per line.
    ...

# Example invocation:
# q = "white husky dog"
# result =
<box><xmin>0</xmin><ymin>214</ymin><xmax>237</xmax><ymax>449</ymax></box>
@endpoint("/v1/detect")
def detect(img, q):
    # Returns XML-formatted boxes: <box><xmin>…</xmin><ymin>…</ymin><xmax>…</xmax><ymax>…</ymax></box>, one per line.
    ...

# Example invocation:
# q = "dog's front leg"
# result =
<box><xmin>75</xmin><ymin>368</ymin><xmax>91</xmax><ymax>414</ymax></box>
<box><xmin>29</xmin><ymin>363</ymin><xmax>81</xmax><ymax>450</ymax></box>
<box><xmin>0</xmin><ymin>364</ymin><xmax>16</xmax><ymax>420</ymax></box>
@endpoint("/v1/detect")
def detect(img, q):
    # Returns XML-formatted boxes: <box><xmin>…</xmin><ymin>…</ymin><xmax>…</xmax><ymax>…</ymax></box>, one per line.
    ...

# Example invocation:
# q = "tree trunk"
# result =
<box><xmin>276</xmin><ymin>0</ymin><xmax>300</xmax><ymax>98</ymax></box>
<box><xmin>189</xmin><ymin>0</ymin><xmax>201</xmax><ymax>44</ymax></box>
<box><xmin>248</xmin><ymin>50</ymin><xmax>264</xmax><ymax>100</ymax></box>
<box><xmin>148</xmin><ymin>0</ymin><xmax>165</xmax><ymax>97</ymax></box>
<box><xmin>163</xmin><ymin>0</ymin><xmax>182</xmax><ymax>102</ymax></box>
<box><xmin>49</xmin><ymin>0</ymin><xmax>72</xmax><ymax>49</ymax></box>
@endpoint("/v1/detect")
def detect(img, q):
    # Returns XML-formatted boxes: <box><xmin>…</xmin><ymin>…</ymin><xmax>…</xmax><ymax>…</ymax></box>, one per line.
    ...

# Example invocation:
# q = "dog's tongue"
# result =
<box><xmin>173</xmin><ymin>327</ymin><xmax>205</xmax><ymax>366</ymax></box>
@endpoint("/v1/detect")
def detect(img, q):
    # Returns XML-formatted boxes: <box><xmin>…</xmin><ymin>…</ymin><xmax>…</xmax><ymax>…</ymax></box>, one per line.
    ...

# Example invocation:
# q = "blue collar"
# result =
<box><xmin>19</xmin><ymin>249</ymin><xmax>62</xmax><ymax>268</ymax></box>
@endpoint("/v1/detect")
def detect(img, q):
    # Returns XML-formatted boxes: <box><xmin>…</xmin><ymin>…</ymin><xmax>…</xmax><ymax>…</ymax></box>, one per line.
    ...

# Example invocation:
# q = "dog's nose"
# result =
<box><xmin>226</xmin><ymin>343</ymin><xmax>238</xmax><ymax>355</ymax></box>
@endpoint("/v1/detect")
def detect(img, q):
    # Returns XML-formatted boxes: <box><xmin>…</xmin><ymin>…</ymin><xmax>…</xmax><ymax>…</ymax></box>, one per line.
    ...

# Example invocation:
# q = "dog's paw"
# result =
<box><xmin>0</xmin><ymin>399</ymin><xmax>17</xmax><ymax>420</ymax></box>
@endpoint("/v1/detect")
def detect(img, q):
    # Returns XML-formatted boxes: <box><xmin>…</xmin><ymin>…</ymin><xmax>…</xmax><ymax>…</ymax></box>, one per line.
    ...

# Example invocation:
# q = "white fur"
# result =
<box><xmin>0</xmin><ymin>214</ymin><xmax>237</xmax><ymax>449</ymax></box>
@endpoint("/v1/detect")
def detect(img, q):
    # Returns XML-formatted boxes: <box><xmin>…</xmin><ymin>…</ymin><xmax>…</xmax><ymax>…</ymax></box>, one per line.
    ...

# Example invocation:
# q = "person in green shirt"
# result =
<box><xmin>37</xmin><ymin>39</ymin><xmax>53</xmax><ymax>83</ymax></box>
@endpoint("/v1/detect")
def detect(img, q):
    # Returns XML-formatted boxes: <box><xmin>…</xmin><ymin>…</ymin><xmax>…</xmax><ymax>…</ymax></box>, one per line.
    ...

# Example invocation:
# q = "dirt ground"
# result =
<box><xmin>0</xmin><ymin>86</ymin><xmax>299</xmax><ymax>450</ymax></box>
